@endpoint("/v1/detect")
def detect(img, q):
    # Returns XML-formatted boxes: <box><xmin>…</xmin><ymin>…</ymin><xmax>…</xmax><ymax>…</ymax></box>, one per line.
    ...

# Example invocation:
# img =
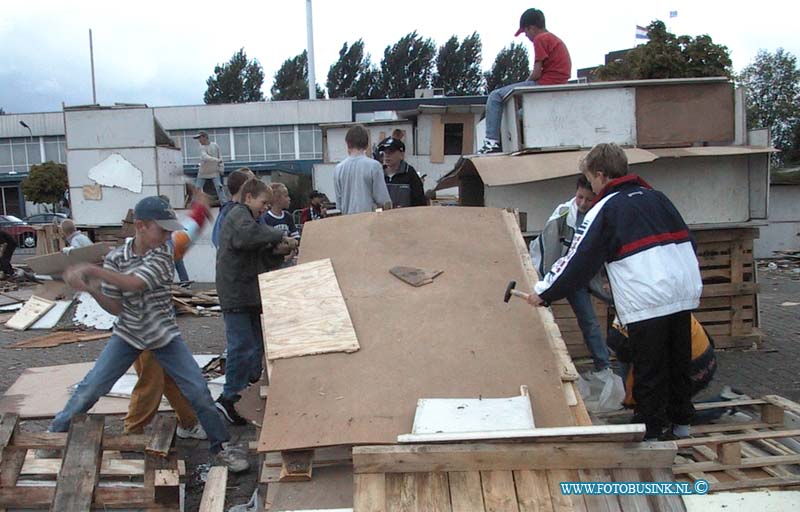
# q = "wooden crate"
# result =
<box><xmin>555</xmin><ymin>227</ymin><xmax>761</xmax><ymax>360</ymax></box>
<box><xmin>0</xmin><ymin>413</ymin><xmax>182</xmax><ymax>511</ymax></box>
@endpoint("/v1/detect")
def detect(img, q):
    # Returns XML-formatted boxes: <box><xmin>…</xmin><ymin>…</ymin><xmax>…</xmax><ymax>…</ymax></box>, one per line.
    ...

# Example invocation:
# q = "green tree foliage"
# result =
<box><xmin>271</xmin><ymin>50</ymin><xmax>325</xmax><ymax>101</ymax></box>
<box><xmin>378</xmin><ymin>32</ymin><xmax>436</xmax><ymax>98</ymax></box>
<box><xmin>204</xmin><ymin>48</ymin><xmax>265</xmax><ymax>104</ymax></box>
<box><xmin>595</xmin><ymin>21</ymin><xmax>732</xmax><ymax>80</ymax></box>
<box><xmin>485</xmin><ymin>43</ymin><xmax>530</xmax><ymax>92</ymax></box>
<box><xmin>433</xmin><ymin>32</ymin><xmax>485</xmax><ymax>96</ymax></box>
<box><xmin>21</xmin><ymin>162</ymin><xmax>68</xmax><ymax>212</ymax></box>
<box><xmin>326</xmin><ymin>39</ymin><xmax>382</xmax><ymax>99</ymax></box>
<box><xmin>738</xmin><ymin>48</ymin><xmax>800</xmax><ymax>167</ymax></box>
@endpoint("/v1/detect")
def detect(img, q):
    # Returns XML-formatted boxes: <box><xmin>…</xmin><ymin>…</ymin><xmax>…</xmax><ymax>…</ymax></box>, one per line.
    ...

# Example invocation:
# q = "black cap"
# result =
<box><xmin>377</xmin><ymin>137</ymin><xmax>405</xmax><ymax>152</ymax></box>
<box><xmin>133</xmin><ymin>196</ymin><xmax>184</xmax><ymax>232</ymax></box>
<box><xmin>309</xmin><ymin>190</ymin><xmax>325</xmax><ymax>200</ymax></box>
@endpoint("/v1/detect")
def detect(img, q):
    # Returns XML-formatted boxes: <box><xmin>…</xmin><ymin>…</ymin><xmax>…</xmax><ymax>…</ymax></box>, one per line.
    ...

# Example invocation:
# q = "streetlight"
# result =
<box><xmin>19</xmin><ymin>121</ymin><xmax>33</xmax><ymax>138</ymax></box>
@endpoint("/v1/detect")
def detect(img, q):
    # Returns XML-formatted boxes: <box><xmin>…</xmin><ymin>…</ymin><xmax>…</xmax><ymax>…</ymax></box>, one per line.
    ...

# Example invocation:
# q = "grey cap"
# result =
<box><xmin>192</xmin><ymin>130</ymin><xmax>209</xmax><ymax>139</ymax></box>
<box><xmin>133</xmin><ymin>196</ymin><xmax>184</xmax><ymax>232</ymax></box>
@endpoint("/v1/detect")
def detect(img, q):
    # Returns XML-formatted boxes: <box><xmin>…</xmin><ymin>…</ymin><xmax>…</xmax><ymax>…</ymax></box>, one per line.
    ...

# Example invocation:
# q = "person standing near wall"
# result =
<box><xmin>194</xmin><ymin>131</ymin><xmax>227</xmax><ymax>202</ymax></box>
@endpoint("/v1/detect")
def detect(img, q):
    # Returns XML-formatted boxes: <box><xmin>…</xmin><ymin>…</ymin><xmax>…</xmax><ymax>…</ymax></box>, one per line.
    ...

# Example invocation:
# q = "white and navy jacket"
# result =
<box><xmin>534</xmin><ymin>175</ymin><xmax>702</xmax><ymax>325</ymax></box>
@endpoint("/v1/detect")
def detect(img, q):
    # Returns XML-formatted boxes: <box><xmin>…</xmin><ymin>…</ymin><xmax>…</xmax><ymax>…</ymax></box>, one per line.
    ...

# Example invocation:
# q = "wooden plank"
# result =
<box><xmin>354</xmin><ymin>473</ymin><xmax>386</xmax><ymax>512</ymax></box>
<box><xmin>578</xmin><ymin>468</ymin><xmax>622</xmax><ymax>512</ymax></box>
<box><xmin>145</xmin><ymin>415</ymin><xmax>176</xmax><ymax>457</ymax></box>
<box><xmin>280</xmin><ymin>449</ymin><xmax>314</xmax><ymax>482</ymax></box>
<box><xmin>5</xmin><ymin>296</ymin><xmax>55</xmax><ymax>331</ymax></box>
<box><xmin>354</xmin><ymin>441</ymin><xmax>674</xmax><ymax>474</ymax></box>
<box><xmin>701</xmin><ymin>282</ymin><xmax>758</xmax><ymax>297</ymax></box>
<box><xmin>396</xmin><ymin>424</ymin><xmax>646</xmax><ymax>445</ymax></box>
<box><xmin>6</xmin><ymin>331</ymin><xmax>111</xmax><ymax>349</ymax></box>
<box><xmin>673</xmin><ymin>453</ymin><xmax>800</xmax><ymax>474</ymax></box>
<box><xmin>430</xmin><ymin>114</ymin><xmax>445</xmax><ymax>164</ymax></box>
<box><xmin>386</xmin><ymin>473</ymin><xmax>417</xmax><ymax>512</ymax></box>
<box><xmin>689</xmin><ymin>422</ymin><xmax>771</xmax><ymax>435</ymax></box>
<box><xmin>764</xmin><ymin>395</ymin><xmax>800</xmax><ymax>416</ymax></box>
<box><xmin>709</xmin><ymin>475</ymin><xmax>800</xmax><ymax>492</ymax></box>
<box><xmin>415</xmin><ymin>472</ymin><xmax>451</xmax><ymax>512</ymax></box>
<box><xmin>8</xmin><ymin>432</ymin><xmax>148</xmax><ymax>451</ymax></box>
<box><xmin>154</xmin><ymin>468</ymin><xmax>180</xmax><ymax>505</ymax></box>
<box><xmin>611</xmin><ymin>468</ymin><xmax>651</xmax><ymax>512</ymax></box>
<box><xmin>675</xmin><ymin>429</ymin><xmax>800</xmax><ymax>447</ymax></box>
<box><xmin>0</xmin><ymin>487</ymin><xmax>158</xmax><ymax>508</ymax></box>
<box><xmin>647</xmin><ymin>468</ymin><xmax>686</xmax><ymax>512</ymax></box>
<box><xmin>717</xmin><ymin>442</ymin><xmax>741</xmax><ymax>465</ymax></box>
<box><xmin>449</xmin><ymin>471</ymin><xmax>485</xmax><ymax>512</ymax></box>
<box><xmin>761</xmin><ymin>404</ymin><xmax>785</xmax><ymax>425</ymax></box>
<box><xmin>0</xmin><ymin>413</ymin><xmax>17</xmax><ymax>454</ymax></box>
<box><xmin>51</xmin><ymin>414</ymin><xmax>105</xmax><ymax>512</ymax></box>
<box><xmin>258</xmin><ymin>258</ymin><xmax>359</xmax><ymax>360</ymax></box>
<box><xmin>514</xmin><ymin>469</ymin><xmax>554</xmax><ymax>512</ymax></box>
<box><xmin>481</xmin><ymin>470</ymin><xmax>520</xmax><ymax>512</ymax></box>
<box><xmin>693</xmin><ymin>398</ymin><xmax>767</xmax><ymax>410</ymax></box>
<box><xmin>0</xmin><ymin>413</ymin><xmax>24</xmax><ymax>489</ymax></box>
<box><xmin>547</xmin><ymin>469</ymin><xmax>586</xmax><ymax>512</ymax></box>
<box><xmin>199</xmin><ymin>466</ymin><xmax>227</xmax><ymax>512</ymax></box>
<box><xmin>20</xmin><ymin>455</ymin><xmax>186</xmax><ymax>478</ymax></box>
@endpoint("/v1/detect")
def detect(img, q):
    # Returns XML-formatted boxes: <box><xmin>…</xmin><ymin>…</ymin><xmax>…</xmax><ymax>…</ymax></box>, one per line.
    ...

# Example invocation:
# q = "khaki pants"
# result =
<box><xmin>124</xmin><ymin>350</ymin><xmax>198</xmax><ymax>433</ymax></box>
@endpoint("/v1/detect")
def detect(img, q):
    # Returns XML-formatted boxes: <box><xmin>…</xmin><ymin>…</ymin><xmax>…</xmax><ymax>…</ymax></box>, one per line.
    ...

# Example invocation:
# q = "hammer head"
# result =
<box><xmin>504</xmin><ymin>281</ymin><xmax>517</xmax><ymax>303</ymax></box>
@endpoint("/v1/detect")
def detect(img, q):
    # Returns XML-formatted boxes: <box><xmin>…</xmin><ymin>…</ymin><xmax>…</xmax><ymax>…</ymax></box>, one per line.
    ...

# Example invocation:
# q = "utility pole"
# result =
<box><xmin>89</xmin><ymin>29</ymin><xmax>97</xmax><ymax>104</ymax></box>
<box><xmin>306</xmin><ymin>0</ymin><xmax>316</xmax><ymax>100</ymax></box>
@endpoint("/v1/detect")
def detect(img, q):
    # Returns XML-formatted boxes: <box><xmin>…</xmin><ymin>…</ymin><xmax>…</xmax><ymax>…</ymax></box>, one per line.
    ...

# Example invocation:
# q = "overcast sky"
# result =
<box><xmin>1</xmin><ymin>0</ymin><xmax>798</xmax><ymax>114</ymax></box>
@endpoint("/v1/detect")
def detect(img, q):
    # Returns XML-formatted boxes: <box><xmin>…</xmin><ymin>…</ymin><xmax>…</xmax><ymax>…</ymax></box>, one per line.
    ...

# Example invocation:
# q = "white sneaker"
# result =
<box><xmin>176</xmin><ymin>423</ymin><xmax>207</xmax><ymax>440</ymax></box>
<box><xmin>214</xmin><ymin>443</ymin><xmax>249</xmax><ymax>473</ymax></box>
<box><xmin>477</xmin><ymin>139</ymin><xmax>502</xmax><ymax>154</ymax></box>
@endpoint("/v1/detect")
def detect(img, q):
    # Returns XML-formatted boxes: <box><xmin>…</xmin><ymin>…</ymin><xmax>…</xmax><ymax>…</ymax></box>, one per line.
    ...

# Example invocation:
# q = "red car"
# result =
<box><xmin>0</xmin><ymin>215</ymin><xmax>37</xmax><ymax>248</ymax></box>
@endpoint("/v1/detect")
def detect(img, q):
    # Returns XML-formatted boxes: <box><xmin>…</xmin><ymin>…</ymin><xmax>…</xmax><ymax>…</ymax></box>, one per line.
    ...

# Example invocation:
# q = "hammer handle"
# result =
<box><xmin>510</xmin><ymin>289</ymin><xmax>530</xmax><ymax>301</ymax></box>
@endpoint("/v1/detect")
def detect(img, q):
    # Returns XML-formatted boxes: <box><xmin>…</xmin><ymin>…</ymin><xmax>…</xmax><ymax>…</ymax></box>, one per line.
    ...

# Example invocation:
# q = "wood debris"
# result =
<box><xmin>171</xmin><ymin>286</ymin><xmax>221</xmax><ymax>317</ymax></box>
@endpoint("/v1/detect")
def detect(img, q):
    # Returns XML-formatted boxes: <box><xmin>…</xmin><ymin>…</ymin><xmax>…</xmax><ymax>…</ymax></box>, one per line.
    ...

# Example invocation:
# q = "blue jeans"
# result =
<box><xmin>222</xmin><ymin>312</ymin><xmax>264</xmax><ymax>400</ymax></box>
<box><xmin>175</xmin><ymin>259</ymin><xmax>189</xmax><ymax>282</ymax></box>
<box><xmin>566</xmin><ymin>287</ymin><xmax>610</xmax><ymax>371</ymax></box>
<box><xmin>195</xmin><ymin>176</ymin><xmax>227</xmax><ymax>202</ymax></box>
<box><xmin>484</xmin><ymin>80</ymin><xmax>537</xmax><ymax>142</ymax></box>
<box><xmin>50</xmin><ymin>335</ymin><xmax>230</xmax><ymax>453</ymax></box>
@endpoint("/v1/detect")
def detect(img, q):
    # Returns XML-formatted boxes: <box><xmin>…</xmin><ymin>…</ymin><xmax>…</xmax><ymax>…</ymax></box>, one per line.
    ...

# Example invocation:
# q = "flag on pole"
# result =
<box><xmin>669</xmin><ymin>10</ymin><xmax>678</xmax><ymax>18</ymax></box>
<box><xmin>635</xmin><ymin>25</ymin><xmax>648</xmax><ymax>39</ymax></box>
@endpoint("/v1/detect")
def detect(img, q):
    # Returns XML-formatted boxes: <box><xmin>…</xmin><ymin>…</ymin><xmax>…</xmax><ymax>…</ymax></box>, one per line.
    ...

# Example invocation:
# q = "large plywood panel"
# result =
<box><xmin>520</xmin><ymin>88</ymin><xmax>636</xmax><ymax>149</ymax></box>
<box><xmin>65</xmin><ymin>108</ymin><xmax>156</xmax><ymax>149</ymax></box>
<box><xmin>636</xmin><ymin>82</ymin><xmax>735</xmax><ymax>146</ymax></box>
<box><xmin>67</xmin><ymin>148</ymin><xmax>157</xmax><ymax>188</ymax></box>
<box><xmin>259</xmin><ymin>258</ymin><xmax>360</xmax><ymax>360</ymax></box>
<box><xmin>259</xmin><ymin>207</ymin><xmax>575</xmax><ymax>452</ymax></box>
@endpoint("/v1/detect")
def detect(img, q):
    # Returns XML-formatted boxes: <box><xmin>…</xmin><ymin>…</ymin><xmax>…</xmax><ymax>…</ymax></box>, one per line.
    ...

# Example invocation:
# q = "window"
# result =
<box><xmin>444</xmin><ymin>123</ymin><xmax>464</xmax><ymax>155</ymax></box>
<box><xmin>230</xmin><ymin>126</ymin><xmax>296</xmax><ymax>162</ymax></box>
<box><xmin>298</xmin><ymin>126</ymin><xmax>322</xmax><ymax>159</ymax></box>
<box><xmin>43</xmin><ymin>136</ymin><xmax>67</xmax><ymax>163</ymax></box>
<box><xmin>0</xmin><ymin>137</ymin><xmax>45</xmax><ymax>175</ymax></box>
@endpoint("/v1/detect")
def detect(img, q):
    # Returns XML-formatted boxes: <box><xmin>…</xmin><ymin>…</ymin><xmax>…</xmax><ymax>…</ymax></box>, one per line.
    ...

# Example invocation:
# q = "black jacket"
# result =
<box><xmin>215</xmin><ymin>203</ymin><xmax>284</xmax><ymax>312</ymax></box>
<box><xmin>385</xmin><ymin>161</ymin><xmax>427</xmax><ymax>207</ymax></box>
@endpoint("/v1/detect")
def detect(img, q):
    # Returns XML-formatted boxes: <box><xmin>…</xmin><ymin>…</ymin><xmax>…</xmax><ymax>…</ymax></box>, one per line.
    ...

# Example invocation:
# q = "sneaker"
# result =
<box><xmin>177</xmin><ymin>423</ymin><xmax>207</xmax><ymax>440</ymax></box>
<box><xmin>477</xmin><ymin>139</ymin><xmax>502</xmax><ymax>154</ymax></box>
<box><xmin>213</xmin><ymin>443</ymin><xmax>250</xmax><ymax>473</ymax></box>
<box><xmin>215</xmin><ymin>397</ymin><xmax>248</xmax><ymax>426</ymax></box>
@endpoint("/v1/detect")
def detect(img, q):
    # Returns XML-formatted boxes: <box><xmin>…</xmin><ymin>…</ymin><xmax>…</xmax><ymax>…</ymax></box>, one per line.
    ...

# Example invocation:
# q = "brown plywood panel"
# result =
<box><xmin>636</xmin><ymin>83</ymin><xmax>735</xmax><ymax>146</ymax></box>
<box><xmin>259</xmin><ymin>207</ymin><xmax>575</xmax><ymax>452</ymax></box>
<box><xmin>430</xmin><ymin>114</ymin><xmax>445</xmax><ymax>163</ymax></box>
<box><xmin>259</xmin><ymin>258</ymin><xmax>360</xmax><ymax>360</ymax></box>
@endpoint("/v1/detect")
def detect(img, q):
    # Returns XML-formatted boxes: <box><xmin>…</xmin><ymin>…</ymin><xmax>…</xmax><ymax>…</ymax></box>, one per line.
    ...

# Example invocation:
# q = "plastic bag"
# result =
<box><xmin>577</xmin><ymin>368</ymin><xmax>625</xmax><ymax>413</ymax></box>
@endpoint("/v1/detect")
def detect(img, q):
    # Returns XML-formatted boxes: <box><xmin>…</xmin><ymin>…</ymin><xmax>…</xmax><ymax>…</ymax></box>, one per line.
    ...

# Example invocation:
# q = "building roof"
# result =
<box><xmin>352</xmin><ymin>95</ymin><xmax>488</xmax><ymax>115</ymax></box>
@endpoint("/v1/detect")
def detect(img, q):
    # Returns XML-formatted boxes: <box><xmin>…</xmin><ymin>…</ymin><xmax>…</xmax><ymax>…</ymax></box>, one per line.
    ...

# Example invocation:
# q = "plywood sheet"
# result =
<box><xmin>636</xmin><ymin>82</ymin><xmax>735</xmax><ymax>146</ymax></box>
<box><xmin>5</xmin><ymin>296</ymin><xmax>56</xmax><ymax>330</ymax></box>
<box><xmin>258</xmin><ymin>207</ymin><xmax>575</xmax><ymax>452</ymax></box>
<box><xmin>0</xmin><ymin>362</ymin><xmax>171</xmax><ymax>419</ymax></box>
<box><xmin>259</xmin><ymin>258</ymin><xmax>359</xmax><ymax>360</ymax></box>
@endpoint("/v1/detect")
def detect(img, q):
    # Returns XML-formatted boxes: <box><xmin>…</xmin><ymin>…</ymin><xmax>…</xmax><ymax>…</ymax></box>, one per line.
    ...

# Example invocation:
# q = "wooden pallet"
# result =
<box><xmin>671</xmin><ymin>394</ymin><xmax>800</xmax><ymax>492</ymax></box>
<box><xmin>0</xmin><ymin>413</ymin><xmax>182</xmax><ymax>511</ymax></box>
<box><xmin>555</xmin><ymin>227</ymin><xmax>762</xmax><ymax>359</ymax></box>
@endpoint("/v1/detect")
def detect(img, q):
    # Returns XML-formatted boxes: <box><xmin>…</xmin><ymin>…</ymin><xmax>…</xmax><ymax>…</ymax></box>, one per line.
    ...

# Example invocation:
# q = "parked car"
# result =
<box><xmin>0</xmin><ymin>215</ymin><xmax>37</xmax><ymax>248</ymax></box>
<box><xmin>24</xmin><ymin>212</ymin><xmax>68</xmax><ymax>225</ymax></box>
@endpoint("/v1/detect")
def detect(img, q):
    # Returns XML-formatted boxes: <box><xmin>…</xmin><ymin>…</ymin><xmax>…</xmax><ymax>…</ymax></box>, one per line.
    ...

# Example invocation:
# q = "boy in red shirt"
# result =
<box><xmin>479</xmin><ymin>8</ymin><xmax>571</xmax><ymax>154</ymax></box>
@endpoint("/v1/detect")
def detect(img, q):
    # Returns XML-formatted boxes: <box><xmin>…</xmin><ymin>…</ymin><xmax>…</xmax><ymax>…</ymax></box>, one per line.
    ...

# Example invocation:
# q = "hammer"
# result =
<box><xmin>503</xmin><ymin>280</ymin><xmax>530</xmax><ymax>303</ymax></box>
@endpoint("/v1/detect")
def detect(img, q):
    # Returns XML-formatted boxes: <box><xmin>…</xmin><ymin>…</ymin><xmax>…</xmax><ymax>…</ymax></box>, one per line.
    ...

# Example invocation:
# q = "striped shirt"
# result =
<box><xmin>101</xmin><ymin>238</ymin><xmax>180</xmax><ymax>350</ymax></box>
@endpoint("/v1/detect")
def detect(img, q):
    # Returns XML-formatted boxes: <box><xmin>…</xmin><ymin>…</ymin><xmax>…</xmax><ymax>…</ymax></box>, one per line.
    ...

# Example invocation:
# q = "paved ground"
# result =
<box><xmin>1</xmin><ymin>271</ymin><xmax>799</xmax><ymax>509</ymax></box>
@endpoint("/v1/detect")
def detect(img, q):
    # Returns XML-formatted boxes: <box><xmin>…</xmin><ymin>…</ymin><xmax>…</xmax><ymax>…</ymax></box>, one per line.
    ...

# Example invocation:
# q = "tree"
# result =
<box><xmin>433</xmin><ymin>32</ymin><xmax>485</xmax><ymax>96</ymax></box>
<box><xmin>326</xmin><ymin>40</ymin><xmax>382</xmax><ymax>99</ymax></box>
<box><xmin>378</xmin><ymin>32</ymin><xmax>436</xmax><ymax>98</ymax></box>
<box><xmin>204</xmin><ymin>48</ymin><xmax>265</xmax><ymax>104</ymax></box>
<box><xmin>485</xmin><ymin>43</ymin><xmax>530</xmax><ymax>92</ymax></box>
<box><xmin>595</xmin><ymin>21</ymin><xmax>732</xmax><ymax>80</ymax></box>
<box><xmin>21</xmin><ymin>162</ymin><xmax>68</xmax><ymax>213</ymax></box>
<box><xmin>738</xmin><ymin>48</ymin><xmax>800</xmax><ymax>167</ymax></box>
<box><xmin>0</xmin><ymin>107</ymin><xmax>5</xmax><ymax>115</ymax></box>
<box><xmin>271</xmin><ymin>50</ymin><xmax>325</xmax><ymax>101</ymax></box>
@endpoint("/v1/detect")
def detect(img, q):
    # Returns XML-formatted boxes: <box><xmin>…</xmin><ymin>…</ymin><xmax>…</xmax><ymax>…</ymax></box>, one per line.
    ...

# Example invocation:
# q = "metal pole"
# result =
<box><xmin>89</xmin><ymin>29</ymin><xmax>97</xmax><ymax>104</ymax></box>
<box><xmin>305</xmin><ymin>0</ymin><xmax>316</xmax><ymax>100</ymax></box>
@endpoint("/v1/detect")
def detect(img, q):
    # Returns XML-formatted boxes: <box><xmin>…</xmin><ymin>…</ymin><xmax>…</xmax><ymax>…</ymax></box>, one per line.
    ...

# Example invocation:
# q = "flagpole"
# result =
<box><xmin>89</xmin><ymin>29</ymin><xmax>97</xmax><ymax>104</ymax></box>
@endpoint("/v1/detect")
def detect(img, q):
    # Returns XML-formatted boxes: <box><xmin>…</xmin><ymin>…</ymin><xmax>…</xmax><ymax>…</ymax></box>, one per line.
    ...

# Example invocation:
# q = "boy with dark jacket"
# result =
<box><xmin>377</xmin><ymin>136</ymin><xmax>427</xmax><ymax>207</ymax></box>
<box><xmin>527</xmin><ymin>143</ymin><xmax>703</xmax><ymax>439</ymax></box>
<box><xmin>215</xmin><ymin>179</ymin><xmax>298</xmax><ymax>424</ymax></box>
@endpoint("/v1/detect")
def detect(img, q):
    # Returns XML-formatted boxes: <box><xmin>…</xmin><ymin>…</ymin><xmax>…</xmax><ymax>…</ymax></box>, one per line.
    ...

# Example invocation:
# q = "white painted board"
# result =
<box><xmin>520</xmin><ymin>88</ymin><xmax>636</xmax><ymax>149</ymax></box>
<box><xmin>65</xmin><ymin>108</ymin><xmax>156</xmax><ymax>149</ymax></box>
<box><xmin>684</xmin><ymin>491</ymin><xmax>800</xmax><ymax>512</ymax></box>
<box><xmin>30</xmin><ymin>300</ymin><xmax>73</xmax><ymax>329</ymax></box>
<box><xmin>410</xmin><ymin>394</ymin><xmax>535</xmax><ymax>435</ymax></box>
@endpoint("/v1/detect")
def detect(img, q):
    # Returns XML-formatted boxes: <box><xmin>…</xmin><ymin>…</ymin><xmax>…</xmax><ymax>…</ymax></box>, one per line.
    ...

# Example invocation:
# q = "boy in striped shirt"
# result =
<box><xmin>48</xmin><ymin>196</ymin><xmax>248</xmax><ymax>472</ymax></box>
